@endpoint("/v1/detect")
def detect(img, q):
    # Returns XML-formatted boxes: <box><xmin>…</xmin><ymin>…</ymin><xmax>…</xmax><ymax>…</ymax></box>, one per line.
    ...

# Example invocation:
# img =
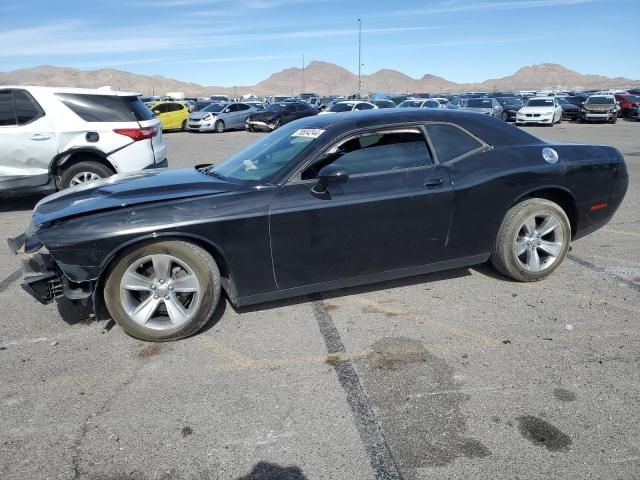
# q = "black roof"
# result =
<box><xmin>294</xmin><ymin>109</ymin><xmax>540</xmax><ymax>147</ymax></box>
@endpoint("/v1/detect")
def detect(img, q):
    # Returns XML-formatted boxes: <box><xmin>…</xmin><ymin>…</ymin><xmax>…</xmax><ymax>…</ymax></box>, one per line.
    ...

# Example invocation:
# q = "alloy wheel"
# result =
<box><xmin>69</xmin><ymin>171</ymin><xmax>102</xmax><ymax>186</ymax></box>
<box><xmin>119</xmin><ymin>254</ymin><xmax>201</xmax><ymax>330</ymax></box>
<box><xmin>513</xmin><ymin>213</ymin><xmax>565</xmax><ymax>273</ymax></box>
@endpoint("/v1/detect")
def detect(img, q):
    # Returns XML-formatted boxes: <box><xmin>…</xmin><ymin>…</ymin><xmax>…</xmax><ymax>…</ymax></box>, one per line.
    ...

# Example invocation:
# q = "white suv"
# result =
<box><xmin>0</xmin><ymin>86</ymin><xmax>167</xmax><ymax>195</ymax></box>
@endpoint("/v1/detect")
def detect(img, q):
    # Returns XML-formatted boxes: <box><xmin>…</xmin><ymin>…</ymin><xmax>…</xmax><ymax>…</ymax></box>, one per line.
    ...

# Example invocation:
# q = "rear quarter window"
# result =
<box><xmin>56</xmin><ymin>94</ymin><xmax>153</xmax><ymax>122</ymax></box>
<box><xmin>425</xmin><ymin>123</ymin><xmax>484</xmax><ymax>163</ymax></box>
<box><xmin>14</xmin><ymin>90</ymin><xmax>45</xmax><ymax>124</ymax></box>
<box><xmin>0</xmin><ymin>91</ymin><xmax>16</xmax><ymax>126</ymax></box>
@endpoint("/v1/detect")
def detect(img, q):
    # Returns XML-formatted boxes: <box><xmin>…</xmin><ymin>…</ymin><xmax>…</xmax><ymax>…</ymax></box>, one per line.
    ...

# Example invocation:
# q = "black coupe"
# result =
<box><xmin>11</xmin><ymin>110</ymin><xmax>628</xmax><ymax>341</ymax></box>
<box><xmin>245</xmin><ymin>102</ymin><xmax>317</xmax><ymax>132</ymax></box>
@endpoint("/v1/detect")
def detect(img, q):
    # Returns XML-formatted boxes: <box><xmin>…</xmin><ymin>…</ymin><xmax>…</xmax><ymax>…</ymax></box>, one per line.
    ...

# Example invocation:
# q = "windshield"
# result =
<box><xmin>587</xmin><ymin>96</ymin><xmax>615</xmax><ymax>105</ymax></box>
<box><xmin>466</xmin><ymin>99</ymin><xmax>493</xmax><ymax>108</ymax></box>
<box><xmin>398</xmin><ymin>100</ymin><xmax>423</xmax><ymax>108</ymax></box>
<box><xmin>202</xmin><ymin>103</ymin><xmax>225</xmax><ymax>113</ymax></box>
<box><xmin>207</xmin><ymin>124</ymin><xmax>322</xmax><ymax>183</ymax></box>
<box><xmin>329</xmin><ymin>103</ymin><xmax>355</xmax><ymax>112</ymax></box>
<box><xmin>526</xmin><ymin>99</ymin><xmax>554</xmax><ymax>107</ymax></box>
<box><xmin>497</xmin><ymin>97</ymin><xmax>522</xmax><ymax>106</ymax></box>
<box><xmin>267</xmin><ymin>103</ymin><xmax>286</xmax><ymax>112</ymax></box>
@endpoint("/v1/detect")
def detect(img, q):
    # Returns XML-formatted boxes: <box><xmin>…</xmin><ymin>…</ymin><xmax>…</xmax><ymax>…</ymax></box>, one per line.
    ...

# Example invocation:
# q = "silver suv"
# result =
<box><xmin>0</xmin><ymin>86</ymin><xmax>167</xmax><ymax>195</ymax></box>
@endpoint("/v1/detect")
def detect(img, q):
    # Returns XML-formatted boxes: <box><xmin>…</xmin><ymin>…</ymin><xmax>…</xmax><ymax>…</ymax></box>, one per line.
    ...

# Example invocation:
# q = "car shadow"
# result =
<box><xmin>56</xmin><ymin>298</ymin><xmax>95</xmax><ymax>326</ymax></box>
<box><xmin>236</xmin><ymin>462</ymin><xmax>307</xmax><ymax>480</ymax></box>
<box><xmin>0</xmin><ymin>194</ymin><xmax>45</xmax><ymax>213</ymax></box>
<box><xmin>232</xmin><ymin>265</ymin><xmax>477</xmax><ymax>314</ymax></box>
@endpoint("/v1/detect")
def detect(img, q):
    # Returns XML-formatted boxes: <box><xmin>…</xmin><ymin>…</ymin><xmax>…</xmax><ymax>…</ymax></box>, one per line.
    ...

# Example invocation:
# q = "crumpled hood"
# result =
<box><xmin>32</xmin><ymin>168</ymin><xmax>236</xmax><ymax>227</ymax></box>
<box><xmin>250</xmin><ymin>111</ymin><xmax>279</xmax><ymax>121</ymax></box>
<box><xmin>584</xmin><ymin>104</ymin><xmax>615</xmax><ymax>112</ymax></box>
<box><xmin>189</xmin><ymin>111</ymin><xmax>218</xmax><ymax>120</ymax></box>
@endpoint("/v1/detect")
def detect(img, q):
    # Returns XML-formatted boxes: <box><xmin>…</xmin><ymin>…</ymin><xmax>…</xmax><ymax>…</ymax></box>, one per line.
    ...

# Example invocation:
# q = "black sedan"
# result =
<box><xmin>557</xmin><ymin>97</ymin><xmax>581</xmax><ymax>120</ymax></box>
<box><xmin>245</xmin><ymin>102</ymin><xmax>316</xmax><ymax>131</ymax></box>
<box><xmin>494</xmin><ymin>97</ymin><xmax>523</xmax><ymax>121</ymax></box>
<box><xmin>11</xmin><ymin>110</ymin><xmax>628</xmax><ymax>341</ymax></box>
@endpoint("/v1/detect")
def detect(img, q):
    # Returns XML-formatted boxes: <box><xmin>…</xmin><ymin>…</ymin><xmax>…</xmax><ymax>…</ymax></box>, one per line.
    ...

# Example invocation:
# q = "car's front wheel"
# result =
<box><xmin>104</xmin><ymin>240</ymin><xmax>221</xmax><ymax>341</ymax></box>
<box><xmin>215</xmin><ymin>120</ymin><xmax>225</xmax><ymax>133</ymax></box>
<box><xmin>491</xmin><ymin>198</ymin><xmax>571</xmax><ymax>282</ymax></box>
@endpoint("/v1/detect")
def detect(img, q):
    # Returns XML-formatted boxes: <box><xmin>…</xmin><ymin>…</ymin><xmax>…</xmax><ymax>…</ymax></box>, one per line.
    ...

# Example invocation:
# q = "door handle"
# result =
<box><xmin>424</xmin><ymin>178</ymin><xmax>444</xmax><ymax>188</ymax></box>
<box><xmin>30</xmin><ymin>133</ymin><xmax>50</xmax><ymax>141</ymax></box>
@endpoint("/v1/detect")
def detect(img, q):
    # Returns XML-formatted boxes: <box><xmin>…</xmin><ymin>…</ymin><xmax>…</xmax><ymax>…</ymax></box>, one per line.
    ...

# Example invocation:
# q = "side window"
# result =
<box><xmin>56</xmin><ymin>94</ymin><xmax>138</xmax><ymax>122</ymax></box>
<box><xmin>0</xmin><ymin>91</ymin><xmax>16</xmax><ymax>126</ymax></box>
<box><xmin>152</xmin><ymin>104</ymin><xmax>167</xmax><ymax>114</ymax></box>
<box><xmin>14</xmin><ymin>90</ymin><xmax>44</xmax><ymax>124</ymax></box>
<box><xmin>425</xmin><ymin>124</ymin><xmax>483</xmax><ymax>163</ymax></box>
<box><xmin>295</xmin><ymin>104</ymin><xmax>309</xmax><ymax>112</ymax></box>
<box><xmin>301</xmin><ymin>131</ymin><xmax>432</xmax><ymax>180</ymax></box>
<box><xmin>355</xmin><ymin>103</ymin><xmax>374</xmax><ymax>110</ymax></box>
<box><xmin>284</xmin><ymin>105</ymin><xmax>295</xmax><ymax>113</ymax></box>
<box><xmin>237</xmin><ymin>104</ymin><xmax>251</xmax><ymax>111</ymax></box>
<box><xmin>168</xmin><ymin>103</ymin><xmax>182</xmax><ymax>112</ymax></box>
<box><xmin>226</xmin><ymin>104</ymin><xmax>239</xmax><ymax>112</ymax></box>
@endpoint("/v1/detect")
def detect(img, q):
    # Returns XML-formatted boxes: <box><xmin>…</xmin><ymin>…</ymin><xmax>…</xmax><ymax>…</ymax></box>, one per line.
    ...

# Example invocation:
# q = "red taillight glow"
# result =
<box><xmin>113</xmin><ymin>126</ymin><xmax>158</xmax><ymax>141</ymax></box>
<box><xmin>590</xmin><ymin>203</ymin><xmax>608</xmax><ymax>212</ymax></box>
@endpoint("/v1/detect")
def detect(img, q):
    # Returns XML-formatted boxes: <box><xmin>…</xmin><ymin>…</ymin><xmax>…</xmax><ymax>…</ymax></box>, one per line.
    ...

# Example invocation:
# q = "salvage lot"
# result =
<box><xmin>1</xmin><ymin>121</ymin><xmax>639</xmax><ymax>479</ymax></box>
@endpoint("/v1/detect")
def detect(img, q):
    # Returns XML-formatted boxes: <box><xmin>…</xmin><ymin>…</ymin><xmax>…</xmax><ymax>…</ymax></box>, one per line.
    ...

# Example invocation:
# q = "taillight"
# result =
<box><xmin>113</xmin><ymin>126</ymin><xmax>158</xmax><ymax>141</ymax></box>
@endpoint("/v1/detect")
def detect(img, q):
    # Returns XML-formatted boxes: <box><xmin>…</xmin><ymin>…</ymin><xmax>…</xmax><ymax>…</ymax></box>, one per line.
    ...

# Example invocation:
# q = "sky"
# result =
<box><xmin>1</xmin><ymin>0</ymin><xmax>639</xmax><ymax>87</ymax></box>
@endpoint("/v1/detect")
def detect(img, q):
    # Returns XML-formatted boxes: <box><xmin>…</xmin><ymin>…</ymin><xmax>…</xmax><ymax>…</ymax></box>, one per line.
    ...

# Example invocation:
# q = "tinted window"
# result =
<box><xmin>355</xmin><ymin>103</ymin><xmax>374</xmax><ymax>110</ymax></box>
<box><xmin>226</xmin><ymin>104</ymin><xmax>239</xmax><ymax>112</ymax></box>
<box><xmin>294</xmin><ymin>104</ymin><xmax>308</xmax><ymax>112</ymax></box>
<box><xmin>57</xmin><ymin>94</ymin><xmax>144</xmax><ymax>122</ymax></box>
<box><xmin>237</xmin><ymin>104</ymin><xmax>251</xmax><ymax>111</ymax></box>
<box><xmin>128</xmin><ymin>97</ymin><xmax>155</xmax><ymax>121</ymax></box>
<box><xmin>526</xmin><ymin>99</ymin><xmax>554</xmax><ymax>107</ymax></box>
<box><xmin>305</xmin><ymin>131</ymin><xmax>431</xmax><ymax>179</ymax></box>
<box><xmin>329</xmin><ymin>103</ymin><xmax>354</xmax><ymax>112</ymax></box>
<box><xmin>152</xmin><ymin>104</ymin><xmax>168</xmax><ymax>114</ymax></box>
<box><xmin>466</xmin><ymin>99</ymin><xmax>493</xmax><ymax>108</ymax></box>
<box><xmin>0</xmin><ymin>91</ymin><xmax>16</xmax><ymax>126</ymax></box>
<box><xmin>167</xmin><ymin>103</ymin><xmax>183</xmax><ymax>112</ymax></box>
<box><xmin>426</xmin><ymin>124</ymin><xmax>483</xmax><ymax>163</ymax></box>
<box><xmin>14</xmin><ymin>90</ymin><xmax>44</xmax><ymax>124</ymax></box>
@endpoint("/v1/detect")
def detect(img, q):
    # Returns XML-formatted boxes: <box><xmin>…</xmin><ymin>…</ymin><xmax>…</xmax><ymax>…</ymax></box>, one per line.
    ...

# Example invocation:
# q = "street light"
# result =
<box><xmin>357</xmin><ymin>18</ymin><xmax>362</xmax><ymax>97</ymax></box>
<box><xmin>302</xmin><ymin>54</ymin><xmax>305</xmax><ymax>95</ymax></box>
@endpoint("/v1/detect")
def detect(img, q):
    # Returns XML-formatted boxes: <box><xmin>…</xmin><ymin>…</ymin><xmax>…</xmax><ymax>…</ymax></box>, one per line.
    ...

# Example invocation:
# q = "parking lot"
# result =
<box><xmin>1</xmin><ymin>120</ymin><xmax>639</xmax><ymax>479</ymax></box>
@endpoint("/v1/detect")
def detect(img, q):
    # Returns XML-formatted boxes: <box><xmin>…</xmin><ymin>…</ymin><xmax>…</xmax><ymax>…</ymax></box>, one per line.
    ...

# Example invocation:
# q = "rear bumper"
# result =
<box><xmin>145</xmin><ymin>158</ymin><xmax>168</xmax><ymax>169</ymax></box>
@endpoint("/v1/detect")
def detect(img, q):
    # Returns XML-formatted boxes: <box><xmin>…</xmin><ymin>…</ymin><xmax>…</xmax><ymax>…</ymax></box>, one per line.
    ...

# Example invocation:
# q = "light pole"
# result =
<box><xmin>357</xmin><ymin>18</ymin><xmax>362</xmax><ymax>97</ymax></box>
<box><xmin>302</xmin><ymin>54</ymin><xmax>305</xmax><ymax>95</ymax></box>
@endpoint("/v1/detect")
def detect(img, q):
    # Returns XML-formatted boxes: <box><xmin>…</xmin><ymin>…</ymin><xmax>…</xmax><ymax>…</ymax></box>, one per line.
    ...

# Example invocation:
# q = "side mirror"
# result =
<box><xmin>311</xmin><ymin>164</ymin><xmax>349</xmax><ymax>195</ymax></box>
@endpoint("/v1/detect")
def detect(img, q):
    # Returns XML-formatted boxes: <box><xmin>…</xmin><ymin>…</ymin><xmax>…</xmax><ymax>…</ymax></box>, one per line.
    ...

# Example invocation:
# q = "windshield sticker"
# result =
<box><xmin>292</xmin><ymin>128</ymin><xmax>325</xmax><ymax>139</ymax></box>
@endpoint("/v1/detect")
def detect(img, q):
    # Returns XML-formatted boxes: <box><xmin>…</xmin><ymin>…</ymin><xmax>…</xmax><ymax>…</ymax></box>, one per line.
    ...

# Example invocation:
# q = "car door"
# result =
<box><xmin>234</xmin><ymin>103</ymin><xmax>252</xmax><ymax>127</ymax></box>
<box><xmin>282</xmin><ymin>104</ymin><xmax>297</xmax><ymax>124</ymax></box>
<box><xmin>269</xmin><ymin>127</ymin><xmax>455</xmax><ymax>290</ymax></box>
<box><xmin>0</xmin><ymin>89</ymin><xmax>58</xmax><ymax>191</ymax></box>
<box><xmin>222</xmin><ymin>103</ymin><xmax>239</xmax><ymax>127</ymax></box>
<box><xmin>151</xmin><ymin>103</ymin><xmax>169</xmax><ymax>129</ymax></box>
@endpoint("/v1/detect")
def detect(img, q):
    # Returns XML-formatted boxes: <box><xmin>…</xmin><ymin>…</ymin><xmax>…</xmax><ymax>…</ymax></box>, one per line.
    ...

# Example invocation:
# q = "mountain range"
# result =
<box><xmin>1</xmin><ymin>62</ymin><xmax>638</xmax><ymax>97</ymax></box>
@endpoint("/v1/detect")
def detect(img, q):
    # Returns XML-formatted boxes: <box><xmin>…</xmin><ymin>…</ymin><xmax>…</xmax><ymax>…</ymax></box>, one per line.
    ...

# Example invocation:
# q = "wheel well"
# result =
<box><xmin>93</xmin><ymin>236</ymin><xmax>236</xmax><ymax>320</ymax></box>
<box><xmin>53</xmin><ymin>152</ymin><xmax>116</xmax><ymax>177</ymax></box>
<box><xmin>516</xmin><ymin>188</ymin><xmax>578</xmax><ymax>237</ymax></box>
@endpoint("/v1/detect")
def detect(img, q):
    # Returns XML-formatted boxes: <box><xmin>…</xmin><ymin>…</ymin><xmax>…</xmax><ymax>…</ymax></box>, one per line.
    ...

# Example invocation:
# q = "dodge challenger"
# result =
<box><xmin>9</xmin><ymin>109</ymin><xmax>628</xmax><ymax>341</ymax></box>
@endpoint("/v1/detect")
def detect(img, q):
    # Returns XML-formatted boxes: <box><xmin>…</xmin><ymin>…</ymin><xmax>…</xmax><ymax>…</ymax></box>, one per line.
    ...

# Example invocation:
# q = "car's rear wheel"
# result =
<box><xmin>215</xmin><ymin>120</ymin><xmax>225</xmax><ymax>133</ymax></box>
<box><xmin>491</xmin><ymin>198</ymin><xmax>571</xmax><ymax>282</ymax></box>
<box><xmin>104</xmin><ymin>240</ymin><xmax>221</xmax><ymax>342</ymax></box>
<box><xmin>501</xmin><ymin>112</ymin><xmax>509</xmax><ymax>122</ymax></box>
<box><xmin>59</xmin><ymin>161</ymin><xmax>114</xmax><ymax>189</ymax></box>
<box><xmin>609</xmin><ymin>116</ymin><xmax>617</xmax><ymax>124</ymax></box>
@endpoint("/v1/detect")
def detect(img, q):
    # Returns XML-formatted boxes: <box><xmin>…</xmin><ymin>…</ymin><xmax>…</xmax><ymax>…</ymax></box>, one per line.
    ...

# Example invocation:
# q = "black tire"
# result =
<box><xmin>104</xmin><ymin>240</ymin><xmax>221</xmax><ymax>342</ymax></box>
<box><xmin>272</xmin><ymin>118</ymin><xmax>282</xmax><ymax>130</ymax></box>
<box><xmin>491</xmin><ymin>198</ymin><xmax>571</xmax><ymax>282</ymax></box>
<box><xmin>215</xmin><ymin>120</ymin><xmax>225</xmax><ymax>133</ymax></box>
<box><xmin>58</xmin><ymin>161</ymin><xmax>114</xmax><ymax>190</ymax></box>
<box><xmin>610</xmin><ymin>116</ymin><xmax>617</xmax><ymax>124</ymax></box>
<box><xmin>501</xmin><ymin>112</ymin><xmax>509</xmax><ymax>122</ymax></box>
<box><xmin>181</xmin><ymin>119</ymin><xmax>187</xmax><ymax>131</ymax></box>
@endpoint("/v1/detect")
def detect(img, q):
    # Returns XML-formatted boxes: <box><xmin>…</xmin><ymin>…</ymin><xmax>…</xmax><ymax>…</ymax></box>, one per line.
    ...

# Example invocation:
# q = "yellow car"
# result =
<box><xmin>147</xmin><ymin>101</ymin><xmax>190</xmax><ymax>131</ymax></box>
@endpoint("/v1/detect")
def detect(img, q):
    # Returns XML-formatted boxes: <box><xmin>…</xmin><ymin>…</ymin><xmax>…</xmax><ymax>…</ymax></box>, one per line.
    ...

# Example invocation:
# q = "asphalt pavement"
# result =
<box><xmin>1</xmin><ymin>119</ymin><xmax>639</xmax><ymax>480</ymax></box>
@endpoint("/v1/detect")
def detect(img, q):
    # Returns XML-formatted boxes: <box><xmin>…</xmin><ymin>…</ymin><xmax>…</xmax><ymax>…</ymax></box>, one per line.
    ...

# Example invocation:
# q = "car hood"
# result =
<box><xmin>584</xmin><ymin>104</ymin><xmax>615</xmax><ymax>111</ymax></box>
<box><xmin>189</xmin><ymin>111</ymin><xmax>218</xmax><ymax>120</ymax></box>
<box><xmin>518</xmin><ymin>106</ymin><xmax>555</xmax><ymax>114</ymax></box>
<box><xmin>250</xmin><ymin>111</ymin><xmax>280</xmax><ymax>121</ymax></box>
<box><xmin>32</xmin><ymin>168</ymin><xmax>237</xmax><ymax>227</ymax></box>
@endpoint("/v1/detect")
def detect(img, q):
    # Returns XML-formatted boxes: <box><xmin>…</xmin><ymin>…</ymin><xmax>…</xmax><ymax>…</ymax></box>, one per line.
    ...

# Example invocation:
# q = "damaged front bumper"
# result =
<box><xmin>7</xmin><ymin>234</ymin><xmax>94</xmax><ymax>305</ymax></box>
